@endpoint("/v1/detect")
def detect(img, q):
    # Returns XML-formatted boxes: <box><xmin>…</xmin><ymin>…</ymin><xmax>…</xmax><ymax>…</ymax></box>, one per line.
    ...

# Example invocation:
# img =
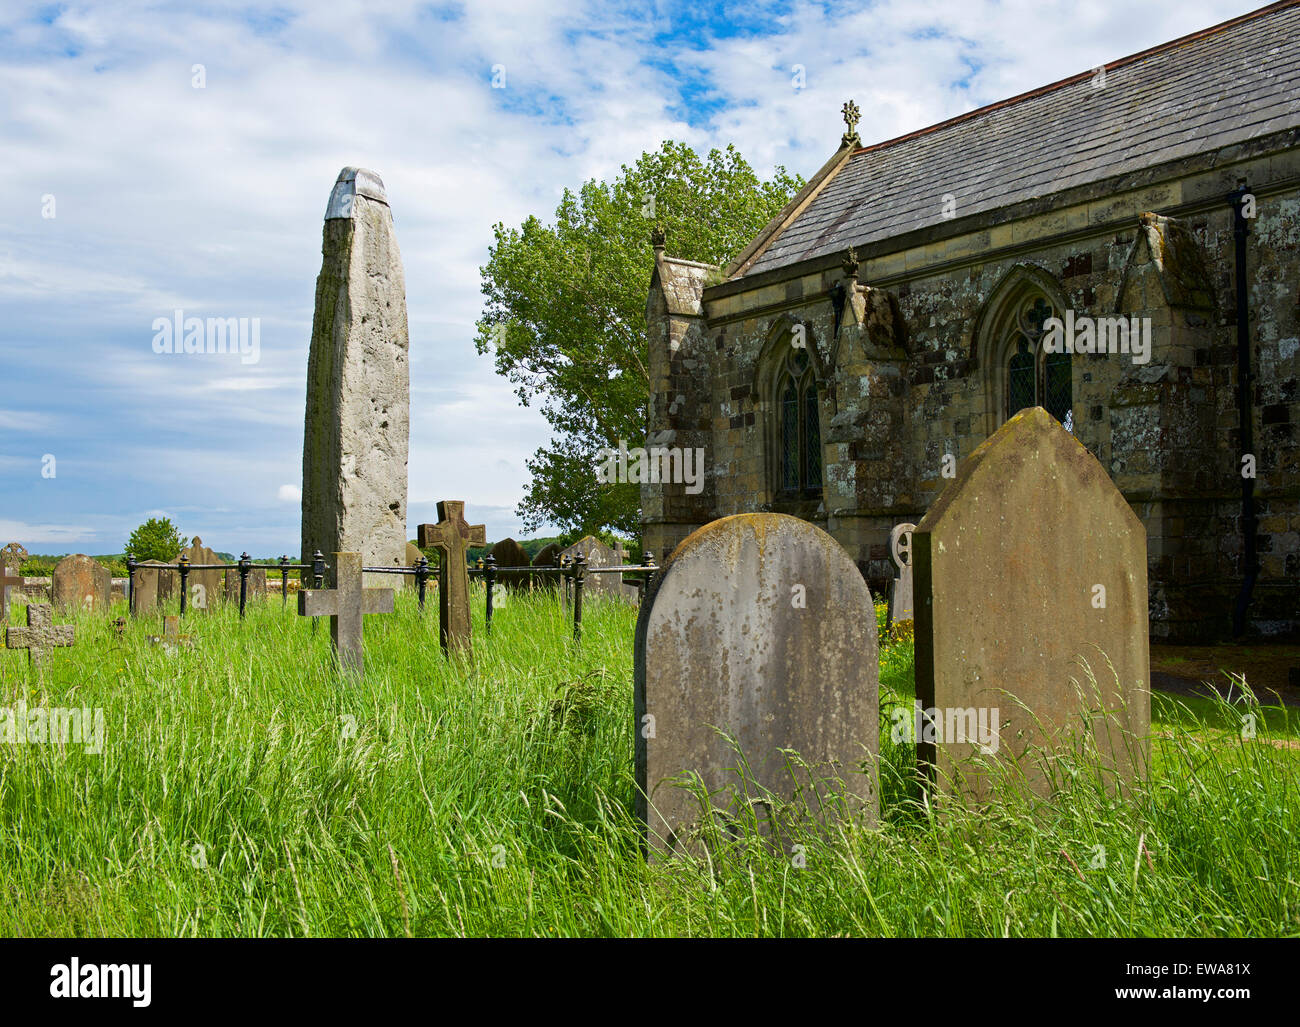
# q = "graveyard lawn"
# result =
<box><xmin>1</xmin><ymin>593</ymin><xmax>1297</xmax><ymax>938</ymax></box>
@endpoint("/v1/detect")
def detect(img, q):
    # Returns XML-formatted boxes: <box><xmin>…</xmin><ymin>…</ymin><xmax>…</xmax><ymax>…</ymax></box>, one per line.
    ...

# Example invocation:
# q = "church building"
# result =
<box><xmin>643</xmin><ymin>2</ymin><xmax>1300</xmax><ymax>641</ymax></box>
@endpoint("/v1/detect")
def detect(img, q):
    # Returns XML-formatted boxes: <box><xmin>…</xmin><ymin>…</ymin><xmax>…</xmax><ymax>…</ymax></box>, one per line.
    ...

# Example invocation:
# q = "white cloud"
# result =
<box><xmin>277</xmin><ymin>484</ymin><xmax>301</xmax><ymax>503</ymax></box>
<box><xmin>0</xmin><ymin>0</ymin><xmax>1261</xmax><ymax>553</ymax></box>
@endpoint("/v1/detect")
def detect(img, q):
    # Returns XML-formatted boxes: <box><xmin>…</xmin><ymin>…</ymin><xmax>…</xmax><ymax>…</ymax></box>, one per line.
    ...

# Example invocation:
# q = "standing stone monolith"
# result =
<box><xmin>886</xmin><ymin>523</ymin><xmax>916</xmax><ymax>628</ymax></box>
<box><xmin>52</xmin><ymin>554</ymin><xmax>112</xmax><ymax>613</ymax></box>
<box><xmin>913</xmin><ymin>407</ymin><xmax>1151</xmax><ymax>801</ymax></box>
<box><xmin>301</xmin><ymin>167</ymin><xmax>410</xmax><ymax>585</ymax></box>
<box><xmin>635</xmin><ymin>513</ymin><xmax>879</xmax><ymax>857</ymax></box>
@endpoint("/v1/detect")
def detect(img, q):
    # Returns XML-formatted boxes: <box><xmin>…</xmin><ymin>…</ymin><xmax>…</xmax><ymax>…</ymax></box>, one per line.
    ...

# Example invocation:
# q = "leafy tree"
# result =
<box><xmin>125</xmin><ymin>517</ymin><xmax>185</xmax><ymax>562</ymax></box>
<box><xmin>477</xmin><ymin>141</ymin><xmax>802</xmax><ymax>536</ymax></box>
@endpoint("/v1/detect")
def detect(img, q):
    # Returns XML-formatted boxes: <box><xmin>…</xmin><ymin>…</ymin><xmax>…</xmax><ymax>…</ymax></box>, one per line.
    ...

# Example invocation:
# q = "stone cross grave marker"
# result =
<box><xmin>1</xmin><ymin>542</ymin><xmax>28</xmax><ymax>570</ymax></box>
<box><xmin>417</xmin><ymin>501</ymin><xmax>485</xmax><ymax>655</ymax></box>
<box><xmin>913</xmin><ymin>406</ymin><xmax>1151</xmax><ymax>801</ymax></box>
<box><xmin>635</xmin><ymin>513</ymin><xmax>880</xmax><ymax>857</ymax></box>
<box><xmin>148</xmin><ymin>615</ymin><xmax>194</xmax><ymax>650</ymax></box>
<box><xmin>298</xmin><ymin>552</ymin><xmax>395</xmax><ymax>676</ymax></box>
<box><xmin>886</xmin><ymin>523</ymin><xmax>916</xmax><ymax>628</ymax></box>
<box><xmin>0</xmin><ymin>564</ymin><xmax>22</xmax><ymax>621</ymax></box>
<box><xmin>6</xmin><ymin>603</ymin><xmax>76</xmax><ymax>669</ymax></box>
<box><xmin>52</xmin><ymin>554</ymin><xmax>112</xmax><ymax>614</ymax></box>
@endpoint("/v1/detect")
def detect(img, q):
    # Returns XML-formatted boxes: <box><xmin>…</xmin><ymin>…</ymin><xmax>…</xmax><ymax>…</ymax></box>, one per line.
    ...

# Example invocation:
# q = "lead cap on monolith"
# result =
<box><xmin>324</xmin><ymin>166</ymin><xmax>389</xmax><ymax>219</ymax></box>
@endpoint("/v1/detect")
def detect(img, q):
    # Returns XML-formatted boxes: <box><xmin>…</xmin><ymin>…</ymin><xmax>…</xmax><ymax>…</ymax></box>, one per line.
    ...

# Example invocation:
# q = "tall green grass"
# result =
<box><xmin>0</xmin><ymin>590</ymin><xmax>1296</xmax><ymax>937</ymax></box>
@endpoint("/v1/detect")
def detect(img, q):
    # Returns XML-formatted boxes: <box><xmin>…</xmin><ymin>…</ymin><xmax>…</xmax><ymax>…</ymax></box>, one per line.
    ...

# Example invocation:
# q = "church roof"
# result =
<box><xmin>735</xmin><ymin>1</ymin><xmax>1300</xmax><ymax>279</ymax></box>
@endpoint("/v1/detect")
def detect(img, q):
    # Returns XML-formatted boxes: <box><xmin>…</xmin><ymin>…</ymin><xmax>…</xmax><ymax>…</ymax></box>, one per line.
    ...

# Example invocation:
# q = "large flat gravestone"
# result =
<box><xmin>6</xmin><ymin>603</ymin><xmax>75</xmax><ymax>669</ymax></box>
<box><xmin>561</xmin><ymin>536</ymin><xmax>635</xmax><ymax>602</ymax></box>
<box><xmin>131</xmin><ymin>560</ymin><xmax>175</xmax><ymax>614</ymax></box>
<box><xmin>886</xmin><ymin>523</ymin><xmax>916</xmax><ymax>628</ymax></box>
<box><xmin>297</xmin><ymin>552</ymin><xmax>395</xmax><ymax>676</ymax></box>
<box><xmin>179</xmin><ymin>537</ymin><xmax>223</xmax><ymax>610</ymax></box>
<box><xmin>418</xmin><ymin>501</ymin><xmax>485</xmax><ymax>656</ymax></box>
<box><xmin>914</xmin><ymin>406</ymin><xmax>1150</xmax><ymax>801</ymax></box>
<box><xmin>52</xmin><ymin>554</ymin><xmax>112</xmax><ymax>613</ymax></box>
<box><xmin>635</xmin><ymin>513</ymin><xmax>879</xmax><ymax>856</ymax></box>
<box><xmin>489</xmin><ymin>538</ymin><xmax>532</xmax><ymax>591</ymax></box>
<box><xmin>223</xmin><ymin>566</ymin><xmax>268</xmax><ymax>603</ymax></box>
<box><xmin>301</xmin><ymin>167</ymin><xmax>410</xmax><ymax>585</ymax></box>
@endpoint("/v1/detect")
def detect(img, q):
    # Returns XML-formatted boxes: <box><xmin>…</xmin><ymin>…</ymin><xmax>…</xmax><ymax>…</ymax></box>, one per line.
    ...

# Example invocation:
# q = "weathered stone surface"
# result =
<box><xmin>52</xmin><ymin>554</ymin><xmax>112</xmax><ymax>613</ymax></box>
<box><xmin>301</xmin><ymin>167</ymin><xmax>410</xmax><ymax>586</ymax></box>
<box><xmin>131</xmin><ymin>560</ymin><xmax>176</xmax><ymax>614</ymax></box>
<box><xmin>6</xmin><ymin>603</ymin><xmax>75</xmax><ymax>669</ymax></box>
<box><xmin>403</xmin><ymin>542</ymin><xmax>425</xmax><ymax>589</ymax></box>
<box><xmin>297</xmin><ymin>551</ymin><xmax>395</xmax><ymax>676</ymax></box>
<box><xmin>635</xmin><ymin>513</ymin><xmax>879</xmax><ymax>856</ymax></box>
<box><xmin>561</xmin><ymin>536</ymin><xmax>635</xmax><ymax>601</ymax></box>
<box><xmin>886</xmin><ymin>523</ymin><xmax>916</xmax><ymax>627</ymax></box>
<box><xmin>223</xmin><ymin>566</ymin><xmax>268</xmax><ymax>603</ymax></box>
<box><xmin>489</xmin><ymin>538</ymin><xmax>532</xmax><ymax>591</ymax></box>
<box><xmin>1</xmin><ymin>543</ymin><xmax>28</xmax><ymax>571</ymax></box>
<box><xmin>531</xmin><ymin>542</ymin><xmax>562</xmax><ymax>591</ymax></box>
<box><xmin>417</xmin><ymin>501</ymin><xmax>485</xmax><ymax>656</ymax></box>
<box><xmin>914</xmin><ymin>407</ymin><xmax>1151</xmax><ymax>800</ymax></box>
<box><xmin>0</xmin><ymin>564</ymin><xmax>22</xmax><ymax>621</ymax></box>
<box><xmin>178</xmin><ymin>537</ymin><xmax>223</xmax><ymax>611</ymax></box>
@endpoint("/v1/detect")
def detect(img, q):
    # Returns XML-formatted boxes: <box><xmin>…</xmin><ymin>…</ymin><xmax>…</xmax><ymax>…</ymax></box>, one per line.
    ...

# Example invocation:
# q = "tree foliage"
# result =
<box><xmin>477</xmin><ymin>141</ymin><xmax>802</xmax><ymax>537</ymax></box>
<box><xmin>125</xmin><ymin>517</ymin><xmax>185</xmax><ymax>562</ymax></box>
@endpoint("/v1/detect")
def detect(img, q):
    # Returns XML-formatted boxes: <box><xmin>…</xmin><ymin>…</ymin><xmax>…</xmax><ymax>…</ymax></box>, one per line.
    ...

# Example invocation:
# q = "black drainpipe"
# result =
<box><xmin>1230</xmin><ymin>181</ymin><xmax>1257</xmax><ymax>637</ymax></box>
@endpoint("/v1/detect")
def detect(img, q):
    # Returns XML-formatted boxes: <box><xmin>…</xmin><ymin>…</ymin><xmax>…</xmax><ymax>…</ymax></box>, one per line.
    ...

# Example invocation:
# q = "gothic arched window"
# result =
<box><xmin>777</xmin><ymin>347</ymin><xmax>822</xmax><ymax>498</ymax></box>
<box><xmin>1003</xmin><ymin>296</ymin><xmax>1072</xmax><ymax>426</ymax></box>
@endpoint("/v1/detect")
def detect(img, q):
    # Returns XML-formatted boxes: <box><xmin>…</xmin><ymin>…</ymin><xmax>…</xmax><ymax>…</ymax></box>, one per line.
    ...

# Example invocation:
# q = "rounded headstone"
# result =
<box><xmin>52</xmin><ymin>554</ymin><xmax>112</xmax><ymax>613</ymax></box>
<box><xmin>635</xmin><ymin>513</ymin><xmax>880</xmax><ymax>856</ymax></box>
<box><xmin>489</xmin><ymin>538</ymin><xmax>532</xmax><ymax>591</ymax></box>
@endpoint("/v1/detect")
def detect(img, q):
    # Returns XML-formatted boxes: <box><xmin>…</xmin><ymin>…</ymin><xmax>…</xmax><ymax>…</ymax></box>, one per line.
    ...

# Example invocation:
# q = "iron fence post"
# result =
<box><xmin>179</xmin><ymin>554</ymin><xmax>190</xmax><ymax>616</ymax></box>
<box><xmin>239</xmin><ymin>552</ymin><xmax>251</xmax><ymax>619</ymax></box>
<box><xmin>416</xmin><ymin>556</ymin><xmax>429</xmax><ymax>612</ymax></box>
<box><xmin>485</xmin><ymin>555</ymin><xmax>496</xmax><ymax>633</ymax></box>
<box><xmin>572</xmin><ymin>554</ymin><xmax>586</xmax><ymax>643</ymax></box>
<box><xmin>126</xmin><ymin>553</ymin><xmax>136</xmax><ymax>617</ymax></box>
<box><xmin>279</xmin><ymin>555</ymin><xmax>289</xmax><ymax>608</ymax></box>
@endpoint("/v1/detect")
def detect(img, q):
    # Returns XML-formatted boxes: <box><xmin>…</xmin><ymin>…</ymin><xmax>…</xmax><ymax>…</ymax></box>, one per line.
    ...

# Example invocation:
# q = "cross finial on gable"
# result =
<box><xmin>841</xmin><ymin>99</ymin><xmax>861</xmax><ymax>147</ymax></box>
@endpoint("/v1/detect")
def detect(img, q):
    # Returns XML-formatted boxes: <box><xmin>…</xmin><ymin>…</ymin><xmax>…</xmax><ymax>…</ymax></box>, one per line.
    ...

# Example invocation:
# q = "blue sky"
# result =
<box><xmin>0</xmin><ymin>0</ymin><xmax>1260</xmax><ymax>557</ymax></box>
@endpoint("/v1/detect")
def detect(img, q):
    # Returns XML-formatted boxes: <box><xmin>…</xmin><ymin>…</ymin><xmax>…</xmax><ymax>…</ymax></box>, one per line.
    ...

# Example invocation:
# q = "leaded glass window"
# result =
<box><xmin>781</xmin><ymin>380</ymin><xmax>799</xmax><ymax>491</ymax></box>
<box><xmin>775</xmin><ymin>345</ymin><xmax>822</xmax><ymax>499</ymax></box>
<box><xmin>1003</xmin><ymin>297</ymin><xmax>1072</xmax><ymax>428</ymax></box>
<box><xmin>1007</xmin><ymin>339</ymin><xmax>1035</xmax><ymax>419</ymax></box>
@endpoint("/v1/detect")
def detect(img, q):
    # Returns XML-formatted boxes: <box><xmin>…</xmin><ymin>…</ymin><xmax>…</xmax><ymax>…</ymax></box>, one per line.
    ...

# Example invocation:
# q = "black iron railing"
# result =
<box><xmin>125</xmin><ymin>548</ymin><xmax>659</xmax><ymax>643</ymax></box>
